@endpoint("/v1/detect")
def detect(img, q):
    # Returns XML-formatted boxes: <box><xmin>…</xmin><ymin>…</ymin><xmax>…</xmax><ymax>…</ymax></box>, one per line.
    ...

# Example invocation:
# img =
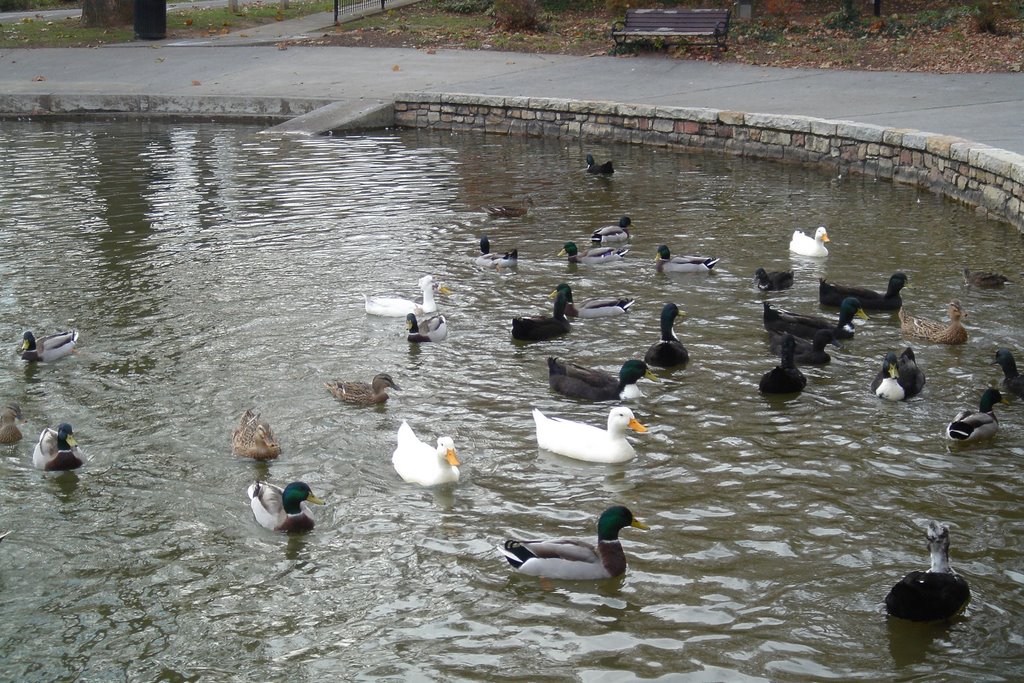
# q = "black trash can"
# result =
<box><xmin>134</xmin><ymin>0</ymin><xmax>166</xmax><ymax>40</ymax></box>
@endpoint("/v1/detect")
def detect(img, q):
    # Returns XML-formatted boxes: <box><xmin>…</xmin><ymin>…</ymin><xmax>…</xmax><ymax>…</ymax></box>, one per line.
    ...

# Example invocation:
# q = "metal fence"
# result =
<box><xmin>334</xmin><ymin>0</ymin><xmax>387</xmax><ymax>25</ymax></box>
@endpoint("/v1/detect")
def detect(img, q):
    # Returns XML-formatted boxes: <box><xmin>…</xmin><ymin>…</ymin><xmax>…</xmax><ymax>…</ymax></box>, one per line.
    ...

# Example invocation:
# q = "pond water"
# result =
<box><xmin>1</xmin><ymin>120</ymin><xmax>1022</xmax><ymax>681</ymax></box>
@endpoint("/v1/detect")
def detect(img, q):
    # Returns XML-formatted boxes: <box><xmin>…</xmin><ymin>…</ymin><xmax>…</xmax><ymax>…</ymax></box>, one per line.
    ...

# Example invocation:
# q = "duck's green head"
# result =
<box><xmin>281</xmin><ymin>481</ymin><xmax>325</xmax><ymax>515</ymax></box>
<box><xmin>881</xmin><ymin>351</ymin><xmax>899</xmax><ymax>378</ymax></box>
<box><xmin>479</xmin><ymin>235</ymin><xmax>491</xmax><ymax>254</ymax></box>
<box><xmin>586</xmin><ymin>154</ymin><xmax>596</xmax><ymax>166</ymax></box>
<box><xmin>839</xmin><ymin>297</ymin><xmax>869</xmax><ymax>321</ymax></box>
<box><xmin>979</xmin><ymin>388</ymin><xmax>1009</xmax><ymax>412</ymax></box>
<box><xmin>618</xmin><ymin>216</ymin><xmax>632</xmax><ymax>228</ymax></box>
<box><xmin>993</xmin><ymin>348</ymin><xmax>1017</xmax><ymax>374</ymax></box>
<box><xmin>406</xmin><ymin>313</ymin><xmax>419</xmax><ymax>333</ymax></box>
<box><xmin>597</xmin><ymin>505</ymin><xmax>649</xmax><ymax>541</ymax></box>
<box><xmin>660</xmin><ymin>302</ymin><xmax>682</xmax><ymax>325</ymax></box>
<box><xmin>550</xmin><ymin>283</ymin><xmax>574</xmax><ymax>303</ymax></box>
<box><xmin>620</xmin><ymin>359</ymin><xmax>657</xmax><ymax>385</ymax></box>
<box><xmin>21</xmin><ymin>331</ymin><xmax>36</xmax><ymax>352</ymax></box>
<box><xmin>890</xmin><ymin>272</ymin><xmax>909</xmax><ymax>290</ymax></box>
<box><xmin>655</xmin><ymin>245</ymin><xmax>672</xmax><ymax>262</ymax></box>
<box><xmin>559</xmin><ymin>242</ymin><xmax>579</xmax><ymax>257</ymax></box>
<box><xmin>56</xmin><ymin>423</ymin><xmax>77</xmax><ymax>449</ymax></box>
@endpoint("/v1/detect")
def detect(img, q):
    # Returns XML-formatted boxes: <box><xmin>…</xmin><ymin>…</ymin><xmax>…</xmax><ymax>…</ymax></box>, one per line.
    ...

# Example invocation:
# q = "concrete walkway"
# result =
<box><xmin>0</xmin><ymin>5</ymin><xmax>1022</xmax><ymax>155</ymax></box>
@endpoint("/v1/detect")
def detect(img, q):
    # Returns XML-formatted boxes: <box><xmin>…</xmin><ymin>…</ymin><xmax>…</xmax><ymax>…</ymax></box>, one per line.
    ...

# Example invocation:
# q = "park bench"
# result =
<box><xmin>611</xmin><ymin>8</ymin><xmax>731</xmax><ymax>50</ymax></box>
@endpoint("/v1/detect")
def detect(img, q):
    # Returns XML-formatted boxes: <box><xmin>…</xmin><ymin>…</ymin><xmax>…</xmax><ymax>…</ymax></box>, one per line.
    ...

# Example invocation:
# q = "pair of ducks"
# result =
<box><xmin>0</xmin><ymin>408</ymin><xmax>86</xmax><ymax>472</ymax></box>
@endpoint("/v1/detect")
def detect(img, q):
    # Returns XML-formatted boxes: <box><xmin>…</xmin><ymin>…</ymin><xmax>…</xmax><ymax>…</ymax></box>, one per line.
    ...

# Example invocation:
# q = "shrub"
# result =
<box><xmin>764</xmin><ymin>0</ymin><xmax>803</xmax><ymax>23</ymax></box>
<box><xmin>0</xmin><ymin>0</ymin><xmax>31</xmax><ymax>10</ymax></box>
<box><xmin>972</xmin><ymin>0</ymin><xmax>1010</xmax><ymax>34</ymax></box>
<box><xmin>493</xmin><ymin>0</ymin><xmax>541</xmax><ymax>30</ymax></box>
<box><xmin>437</xmin><ymin>0</ymin><xmax>492</xmax><ymax>13</ymax></box>
<box><xmin>605</xmin><ymin>0</ymin><xmax>627</xmax><ymax>18</ymax></box>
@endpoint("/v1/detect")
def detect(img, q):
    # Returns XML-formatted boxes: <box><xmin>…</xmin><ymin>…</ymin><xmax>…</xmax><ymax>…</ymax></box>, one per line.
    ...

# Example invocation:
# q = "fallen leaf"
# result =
<box><xmin>392</xmin><ymin>64</ymin><xmax>400</xmax><ymax>71</ymax></box>
<box><xmin>31</xmin><ymin>75</ymin><xmax>45</xmax><ymax>81</ymax></box>
<box><xmin>191</xmin><ymin>80</ymin><xmax>201</xmax><ymax>86</ymax></box>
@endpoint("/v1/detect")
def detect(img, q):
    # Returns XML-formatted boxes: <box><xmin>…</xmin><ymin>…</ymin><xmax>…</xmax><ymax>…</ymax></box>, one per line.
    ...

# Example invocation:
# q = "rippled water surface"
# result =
<box><xmin>1</xmin><ymin>120</ymin><xmax>1023</xmax><ymax>681</ymax></box>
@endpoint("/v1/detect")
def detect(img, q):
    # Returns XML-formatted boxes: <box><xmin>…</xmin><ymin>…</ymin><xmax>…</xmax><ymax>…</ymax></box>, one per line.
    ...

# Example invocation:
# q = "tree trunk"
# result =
<box><xmin>81</xmin><ymin>0</ymin><xmax>134</xmax><ymax>28</ymax></box>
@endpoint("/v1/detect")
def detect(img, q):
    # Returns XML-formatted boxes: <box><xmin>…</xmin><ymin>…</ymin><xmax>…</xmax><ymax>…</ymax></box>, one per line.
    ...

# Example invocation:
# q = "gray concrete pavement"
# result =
<box><xmin>0</xmin><ymin>7</ymin><xmax>1021</xmax><ymax>154</ymax></box>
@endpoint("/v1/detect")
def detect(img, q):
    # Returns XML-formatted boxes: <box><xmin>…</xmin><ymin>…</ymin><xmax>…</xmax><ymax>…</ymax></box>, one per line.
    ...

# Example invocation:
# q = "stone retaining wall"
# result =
<box><xmin>393</xmin><ymin>92</ymin><xmax>1024</xmax><ymax>232</ymax></box>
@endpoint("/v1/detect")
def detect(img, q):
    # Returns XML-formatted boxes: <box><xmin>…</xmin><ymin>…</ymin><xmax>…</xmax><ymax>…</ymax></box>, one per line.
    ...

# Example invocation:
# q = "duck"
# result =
<box><xmin>820</xmin><ymin>272</ymin><xmax>908</xmax><ymax>310</ymax></box>
<box><xmin>231</xmin><ymin>408</ymin><xmax>281</xmax><ymax>460</ymax></box>
<box><xmin>768</xmin><ymin>328</ymin><xmax>837</xmax><ymax>365</ymax></box>
<box><xmin>963</xmin><ymin>267</ymin><xmax>1010</xmax><ymax>288</ymax></box>
<box><xmin>789</xmin><ymin>226</ymin><xmax>830</xmax><ymax>257</ymax></box>
<box><xmin>406</xmin><ymin>313</ymin><xmax>448</xmax><ymax>343</ymax></box>
<box><xmin>499</xmin><ymin>505</ymin><xmax>648</xmax><ymax>580</ymax></box>
<box><xmin>246</xmin><ymin>481</ymin><xmax>324</xmax><ymax>533</ymax></box>
<box><xmin>992</xmin><ymin>348</ymin><xmax>1024</xmax><ymax>399</ymax></box>
<box><xmin>532</xmin><ymin>406</ymin><xmax>647</xmax><ymax>464</ymax></box>
<box><xmin>20</xmin><ymin>330</ymin><xmax>78</xmax><ymax>362</ymax></box>
<box><xmin>591</xmin><ymin>216</ymin><xmax>632</xmax><ymax>244</ymax></box>
<box><xmin>483</xmin><ymin>195</ymin><xmax>533</xmax><ymax>218</ymax></box>
<box><xmin>511</xmin><ymin>291</ymin><xmax>571</xmax><ymax>342</ymax></box>
<box><xmin>547</xmin><ymin>357</ymin><xmax>657</xmax><ymax>401</ymax></box>
<box><xmin>763</xmin><ymin>297</ymin><xmax>868</xmax><ymax>341</ymax></box>
<box><xmin>885</xmin><ymin>521</ymin><xmax>971</xmax><ymax>622</ymax></box>
<box><xmin>392</xmin><ymin>420</ymin><xmax>460</xmax><ymax>487</ymax></box>
<box><xmin>946</xmin><ymin>388</ymin><xmax>1008</xmax><ymax>441</ymax></box>
<box><xmin>475</xmin><ymin>235</ymin><xmax>518</xmax><ymax>269</ymax></box>
<box><xmin>654</xmin><ymin>245</ymin><xmax>719</xmax><ymax>273</ymax></box>
<box><xmin>754</xmin><ymin>267</ymin><xmax>794</xmax><ymax>291</ymax></box>
<box><xmin>363</xmin><ymin>275</ymin><xmax>449</xmax><ymax>317</ymax></box>
<box><xmin>551</xmin><ymin>283</ymin><xmax>633</xmax><ymax>319</ymax></box>
<box><xmin>585</xmin><ymin>153</ymin><xmax>614</xmax><ymax>175</ymax></box>
<box><xmin>559</xmin><ymin>242</ymin><xmax>628</xmax><ymax>266</ymax></box>
<box><xmin>325</xmin><ymin>373</ymin><xmax>400</xmax><ymax>405</ymax></box>
<box><xmin>899</xmin><ymin>300</ymin><xmax>967</xmax><ymax>345</ymax></box>
<box><xmin>871</xmin><ymin>347</ymin><xmax>926</xmax><ymax>401</ymax></box>
<box><xmin>644</xmin><ymin>302</ymin><xmax>688</xmax><ymax>368</ymax></box>
<box><xmin>758</xmin><ymin>334</ymin><xmax>806</xmax><ymax>395</ymax></box>
<box><xmin>0</xmin><ymin>403</ymin><xmax>25</xmax><ymax>444</ymax></box>
<box><xmin>32</xmin><ymin>423</ymin><xmax>84</xmax><ymax>471</ymax></box>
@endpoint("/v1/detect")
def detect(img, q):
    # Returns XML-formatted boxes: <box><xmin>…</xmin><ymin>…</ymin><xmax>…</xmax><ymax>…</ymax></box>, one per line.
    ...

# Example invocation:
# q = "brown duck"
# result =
<box><xmin>325</xmin><ymin>373</ymin><xmax>400</xmax><ymax>405</ymax></box>
<box><xmin>899</xmin><ymin>300</ymin><xmax>968</xmax><ymax>344</ymax></box>
<box><xmin>231</xmin><ymin>409</ymin><xmax>281</xmax><ymax>460</ymax></box>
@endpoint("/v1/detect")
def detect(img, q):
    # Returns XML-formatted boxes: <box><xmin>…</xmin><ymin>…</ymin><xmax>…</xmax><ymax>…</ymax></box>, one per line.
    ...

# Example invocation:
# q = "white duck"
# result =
<box><xmin>392</xmin><ymin>421</ymin><xmax>460</xmax><ymax>486</ymax></box>
<box><xmin>532</xmin><ymin>407</ymin><xmax>647</xmax><ymax>464</ymax></box>
<box><xmin>789</xmin><ymin>226</ymin><xmax>830</xmax><ymax>257</ymax></box>
<box><xmin>364</xmin><ymin>275</ymin><xmax>449</xmax><ymax>317</ymax></box>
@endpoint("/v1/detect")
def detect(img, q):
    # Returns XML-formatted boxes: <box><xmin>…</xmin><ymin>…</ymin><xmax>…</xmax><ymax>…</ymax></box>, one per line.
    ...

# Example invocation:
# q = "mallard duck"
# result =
<box><xmin>754</xmin><ymin>267</ymin><xmax>794</xmax><ymax>291</ymax></box>
<box><xmin>591</xmin><ymin>216</ymin><xmax>632</xmax><ymax>244</ymax></box>
<box><xmin>547</xmin><ymin>357</ymin><xmax>656</xmax><ymax>401</ymax></box>
<box><xmin>392</xmin><ymin>420</ymin><xmax>460</xmax><ymax>487</ymax></box>
<box><xmin>499</xmin><ymin>505</ymin><xmax>648</xmax><ymax>580</ymax></box>
<box><xmin>946</xmin><ymin>388</ymin><xmax>1008</xmax><ymax>441</ymax></box>
<box><xmin>585</xmin><ymin>153</ymin><xmax>614</xmax><ymax>175</ymax></box>
<box><xmin>899</xmin><ymin>300</ymin><xmax>967</xmax><ymax>345</ymax></box>
<box><xmin>325</xmin><ymin>373</ymin><xmax>400</xmax><ymax>405</ymax></box>
<box><xmin>20</xmin><ymin>330</ymin><xmax>78</xmax><ymax>362</ymax></box>
<box><xmin>406</xmin><ymin>313</ymin><xmax>448</xmax><ymax>343</ymax></box>
<box><xmin>644</xmin><ymin>303</ymin><xmax>688</xmax><ymax>369</ymax></box>
<box><xmin>763</xmin><ymin>297</ymin><xmax>868</xmax><ymax>341</ymax></box>
<box><xmin>820</xmin><ymin>272</ymin><xmax>908</xmax><ymax>310</ymax></box>
<box><xmin>551</xmin><ymin>283</ymin><xmax>633</xmax><ymax>319</ymax></box>
<box><xmin>789</xmin><ymin>226</ymin><xmax>830</xmax><ymax>257</ymax></box>
<box><xmin>654</xmin><ymin>245</ymin><xmax>719</xmax><ymax>273</ymax></box>
<box><xmin>32</xmin><ymin>423</ymin><xmax>83</xmax><ymax>471</ymax></box>
<box><xmin>247</xmin><ymin>481</ymin><xmax>324</xmax><ymax>532</ymax></box>
<box><xmin>885</xmin><ymin>521</ymin><xmax>971</xmax><ymax>622</ymax></box>
<box><xmin>532</xmin><ymin>406</ymin><xmax>647</xmax><ymax>464</ymax></box>
<box><xmin>559</xmin><ymin>242</ymin><xmax>628</xmax><ymax>265</ymax></box>
<box><xmin>871</xmin><ymin>347</ymin><xmax>925</xmax><ymax>401</ymax></box>
<box><xmin>759</xmin><ymin>334</ymin><xmax>806</xmax><ymax>395</ymax></box>
<box><xmin>963</xmin><ymin>267</ymin><xmax>1010</xmax><ymax>288</ymax></box>
<box><xmin>0</xmin><ymin>403</ymin><xmax>25</xmax><ymax>444</ymax></box>
<box><xmin>363</xmin><ymin>275</ymin><xmax>449</xmax><ymax>317</ymax></box>
<box><xmin>231</xmin><ymin>409</ymin><xmax>281</xmax><ymax>460</ymax></box>
<box><xmin>768</xmin><ymin>328</ymin><xmax>837</xmax><ymax>365</ymax></box>
<box><xmin>992</xmin><ymin>348</ymin><xmax>1024</xmax><ymax>399</ymax></box>
<box><xmin>483</xmin><ymin>195</ymin><xmax>533</xmax><ymax>218</ymax></box>
<box><xmin>511</xmin><ymin>291</ymin><xmax>571</xmax><ymax>342</ymax></box>
<box><xmin>475</xmin><ymin>235</ymin><xmax>518</xmax><ymax>269</ymax></box>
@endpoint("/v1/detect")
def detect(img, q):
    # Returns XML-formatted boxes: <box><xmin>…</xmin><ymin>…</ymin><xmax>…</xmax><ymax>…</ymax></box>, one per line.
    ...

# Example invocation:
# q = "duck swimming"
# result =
<box><xmin>758</xmin><ymin>334</ymin><xmax>806</xmax><ymax>395</ymax></box>
<box><xmin>559</xmin><ymin>242</ymin><xmax>628</xmax><ymax>266</ymax></box>
<box><xmin>551</xmin><ymin>283</ymin><xmax>633</xmax><ymax>319</ymax></box>
<box><xmin>654</xmin><ymin>245</ymin><xmax>719</xmax><ymax>273</ymax></box>
<box><xmin>475</xmin><ymin>235</ymin><xmax>518</xmax><ymax>270</ymax></box>
<box><xmin>483</xmin><ymin>195</ymin><xmax>532</xmax><ymax>218</ymax></box>
<box><xmin>789</xmin><ymin>226</ymin><xmax>830</xmax><ymax>257</ymax></box>
<box><xmin>946</xmin><ymin>388</ymin><xmax>1007</xmax><ymax>441</ymax></box>
<box><xmin>364</xmin><ymin>275</ymin><xmax>448</xmax><ymax>317</ymax></box>
<box><xmin>763</xmin><ymin>297</ymin><xmax>868</xmax><ymax>341</ymax></box>
<box><xmin>754</xmin><ymin>267</ymin><xmax>794</xmax><ymax>291</ymax></box>
<box><xmin>547</xmin><ymin>357</ymin><xmax>657</xmax><ymax>401</ymax></box>
<box><xmin>406</xmin><ymin>313</ymin><xmax>448</xmax><ymax>343</ymax></box>
<box><xmin>992</xmin><ymin>348</ymin><xmax>1024</xmax><ymax>399</ymax></box>
<box><xmin>232</xmin><ymin>409</ymin><xmax>281</xmax><ymax>460</ymax></box>
<box><xmin>20</xmin><ymin>330</ymin><xmax>78</xmax><ymax>362</ymax></box>
<box><xmin>644</xmin><ymin>303</ymin><xmax>688</xmax><ymax>369</ymax></box>
<box><xmin>768</xmin><ymin>329</ymin><xmax>836</xmax><ymax>366</ymax></box>
<box><xmin>591</xmin><ymin>216</ymin><xmax>632</xmax><ymax>244</ymax></box>
<box><xmin>819</xmin><ymin>272</ymin><xmax>908</xmax><ymax>311</ymax></box>
<box><xmin>392</xmin><ymin>421</ymin><xmax>460</xmax><ymax>487</ymax></box>
<box><xmin>885</xmin><ymin>521</ymin><xmax>971</xmax><ymax>622</ymax></box>
<box><xmin>963</xmin><ymin>267</ymin><xmax>1009</xmax><ymax>288</ymax></box>
<box><xmin>511</xmin><ymin>291</ymin><xmax>571</xmax><ymax>342</ymax></box>
<box><xmin>325</xmin><ymin>373</ymin><xmax>400</xmax><ymax>405</ymax></box>
<box><xmin>0</xmin><ymin>403</ymin><xmax>25</xmax><ymax>444</ymax></box>
<box><xmin>499</xmin><ymin>505</ymin><xmax>648</xmax><ymax>581</ymax></box>
<box><xmin>585</xmin><ymin>154</ymin><xmax>614</xmax><ymax>175</ymax></box>
<box><xmin>32</xmin><ymin>423</ymin><xmax>83</xmax><ymax>471</ymax></box>
<box><xmin>900</xmin><ymin>300</ymin><xmax>967</xmax><ymax>345</ymax></box>
<box><xmin>247</xmin><ymin>481</ymin><xmax>324</xmax><ymax>533</ymax></box>
<box><xmin>532</xmin><ymin>406</ymin><xmax>647</xmax><ymax>464</ymax></box>
<box><xmin>871</xmin><ymin>348</ymin><xmax>925</xmax><ymax>401</ymax></box>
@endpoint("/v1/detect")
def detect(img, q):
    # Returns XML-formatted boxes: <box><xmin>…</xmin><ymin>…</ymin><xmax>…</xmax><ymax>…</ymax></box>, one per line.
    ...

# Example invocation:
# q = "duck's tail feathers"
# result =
<box><xmin>500</xmin><ymin>540</ymin><xmax>535</xmax><ymax>568</ymax></box>
<box><xmin>946</xmin><ymin>422</ymin><xmax>973</xmax><ymax>440</ymax></box>
<box><xmin>705</xmin><ymin>258</ymin><xmax>720</xmax><ymax>270</ymax></box>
